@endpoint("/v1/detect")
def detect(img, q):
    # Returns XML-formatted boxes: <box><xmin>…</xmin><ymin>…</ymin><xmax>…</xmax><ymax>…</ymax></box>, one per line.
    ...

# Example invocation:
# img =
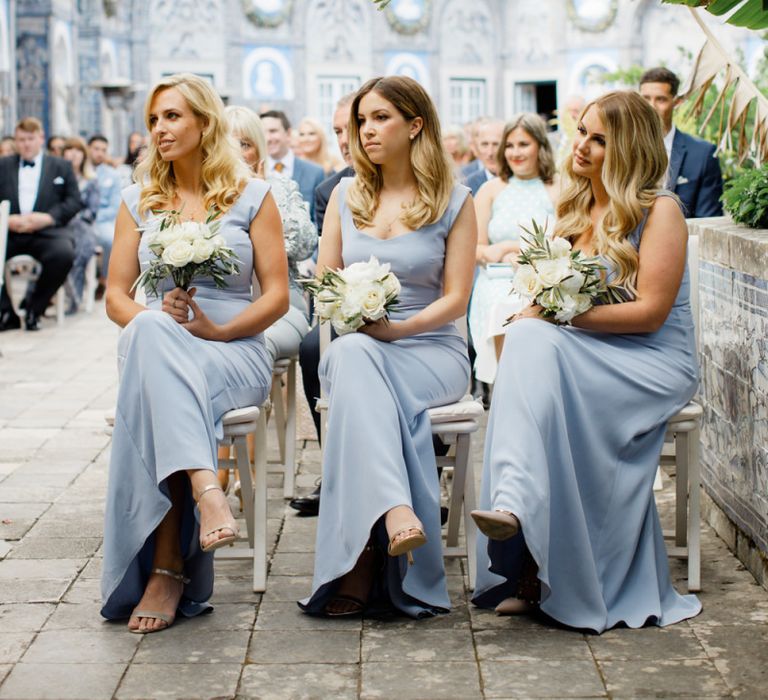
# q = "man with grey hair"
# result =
<box><xmin>464</xmin><ymin>118</ymin><xmax>505</xmax><ymax>195</ymax></box>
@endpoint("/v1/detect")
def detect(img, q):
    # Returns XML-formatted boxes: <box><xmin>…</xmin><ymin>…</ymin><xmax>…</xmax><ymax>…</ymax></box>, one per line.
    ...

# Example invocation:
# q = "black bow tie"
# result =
<box><xmin>21</xmin><ymin>159</ymin><xmax>35</xmax><ymax>168</ymax></box>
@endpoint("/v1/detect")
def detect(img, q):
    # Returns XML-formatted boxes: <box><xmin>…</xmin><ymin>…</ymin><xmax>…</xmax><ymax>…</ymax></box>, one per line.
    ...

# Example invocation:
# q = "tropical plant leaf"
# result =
<box><xmin>663</xmin><ymin>0</ymin><xmax>768</xmax><ymax>29</ymax></box>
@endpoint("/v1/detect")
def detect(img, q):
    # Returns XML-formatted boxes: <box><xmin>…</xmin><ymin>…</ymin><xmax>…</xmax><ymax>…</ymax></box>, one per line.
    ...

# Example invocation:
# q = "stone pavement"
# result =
<box><xmin>1</xmin><ymin>308</ymin><xmax>767</xmax><ymax>700</ymax></box>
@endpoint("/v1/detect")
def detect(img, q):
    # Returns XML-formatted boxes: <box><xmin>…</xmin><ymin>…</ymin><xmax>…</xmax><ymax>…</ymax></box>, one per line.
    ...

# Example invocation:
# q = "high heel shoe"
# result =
<box><xmin>470</xmin><ymin>509</ymin><xmax>520</xmax><ymax>541</ymax></box>
<box><xmin>387</xmin><ymin>526</ymin><xmax>427</xmax><ymax>565</ymax></box>
<box><xmin>129</xmin><ymin>567</ymin><xmax>189</xmax><ymax>634</ymax></box>
<box><xmin>196</xmin><ymin>484</ymin><xmax>239</xmax><ymax>552</ymax></box>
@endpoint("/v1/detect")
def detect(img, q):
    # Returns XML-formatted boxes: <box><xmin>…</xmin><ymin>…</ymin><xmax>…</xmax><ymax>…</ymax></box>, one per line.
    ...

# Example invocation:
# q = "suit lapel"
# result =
<box><xmin>33</xmin><ymin>155</ymin><xmax>51</xmax><ymax>211</ymax></box>
<box><xmin>7</xmin><ymin>155</ymin><xmax>20</xmax><ymax>213</ymax></box>
<box><xmin>667</xmin><ymin>131</ymin><xmax>686</xmax><ymax>191</ymax></box>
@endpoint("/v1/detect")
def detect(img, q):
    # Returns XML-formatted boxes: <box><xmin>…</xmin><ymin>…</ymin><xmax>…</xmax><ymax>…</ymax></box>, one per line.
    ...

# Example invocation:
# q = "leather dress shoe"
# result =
<box><xmin>289</xmin><ymin>484</ymin><xmax>321</xmax><ymax>516</ymax></box>
<box><xmin>24</xmin><ymin>310</ymin><xmax>41</xmax><ymax>331</ymax></box>
<box><xmin>0</xmin><ymin>310</ymin><xmax>21</xmax><ymax>332</ymax></box>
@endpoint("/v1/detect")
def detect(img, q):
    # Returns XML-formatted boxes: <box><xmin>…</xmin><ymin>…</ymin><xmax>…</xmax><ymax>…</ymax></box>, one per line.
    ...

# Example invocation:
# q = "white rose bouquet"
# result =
<box><xmin>512</xmin><ymin>219</ymin><xmax>625</xmax><ymax>325</ymax></box>
<box><xmin>132</xmin><ymin>208</ymin><xmax>240</xmax><ymax>296</ymax></box>
<box><xmin>302</xmin><ymin>256</ymin><xmax>401</xmax><ymax>335</ymax></box>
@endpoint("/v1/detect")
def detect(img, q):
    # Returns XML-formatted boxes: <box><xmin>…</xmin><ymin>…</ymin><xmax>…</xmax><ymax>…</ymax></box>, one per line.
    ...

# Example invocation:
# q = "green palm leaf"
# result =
<box><xmin>662</xmin><ymin>0</ymin><xmax>768</xmax><ymax>29</ymax></box>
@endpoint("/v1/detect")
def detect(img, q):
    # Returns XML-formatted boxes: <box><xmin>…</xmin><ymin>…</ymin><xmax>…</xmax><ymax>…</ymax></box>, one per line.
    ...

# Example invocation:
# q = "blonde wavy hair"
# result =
<box><xmin>347</xmin><ymin>76</ymin><xmax>454</xmax><ymax>230</ymax></box>
<box><xmin>134</xmin><ymin>73</ymin><xmax>251</xmax><ymax>219</ymax></box>
<box><xmin>224</xmin><ymin>105</ymin><xmax>267</xmax><ymax>174</ymax></box>
<box><xmin>497</xmin><ymin>113</ymin><xmax>556</xmax><ymax>184</ymax></box>
<box><xmin>553</xmin><ymin>90</ymin><xmax>668</xmax><ymax>296</ymax></box>
<box><xmin>297</xmin><ymin>117</ymin><xmax>337</xmax><ymax>173</ymax></box>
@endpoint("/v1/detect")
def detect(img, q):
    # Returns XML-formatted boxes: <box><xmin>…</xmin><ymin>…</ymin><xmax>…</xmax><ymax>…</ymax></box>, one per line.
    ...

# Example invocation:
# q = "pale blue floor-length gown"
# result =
<box><xmin>299</xmin><ymin>178</ymin><xmax>471</xmax><ymax>618</ymax></box>
<box><xmin>472</xmin><ymin>196</ymin><xmax>702</xmax><ymax>633</ymax></box>
<box><xmin>101</xmin><ymin>180</ymin><xmax>273</xmax><ymax>620</ymax></box>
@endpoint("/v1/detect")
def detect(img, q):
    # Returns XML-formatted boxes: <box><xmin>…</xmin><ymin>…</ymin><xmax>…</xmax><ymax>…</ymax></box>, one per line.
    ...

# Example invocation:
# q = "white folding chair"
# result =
<box><xmin>660</xmin><ymin>233</ymin><xmax>702</xmax><ymax>592</ymax></box>
<box><xmin>3</xmin><ymin>254</ymin><xmax>66</xmax><ymax>326</ymax></box>
<box><xmin>317</xmin><ymin>319</ymin><xmax>482</xmax><ymax>589</ymax></box>
<box><xmin>268</xmin><ymin>355</ymin><xmax>298</xmax><ymax>499</ymax></box>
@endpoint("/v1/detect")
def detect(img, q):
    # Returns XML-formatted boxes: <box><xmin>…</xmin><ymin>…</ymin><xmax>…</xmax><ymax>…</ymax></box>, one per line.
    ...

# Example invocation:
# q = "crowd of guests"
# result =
<box><xmin>0</xmin><ymin>65</ymin><xmax>726</xmax><ymax>637</ymax></box>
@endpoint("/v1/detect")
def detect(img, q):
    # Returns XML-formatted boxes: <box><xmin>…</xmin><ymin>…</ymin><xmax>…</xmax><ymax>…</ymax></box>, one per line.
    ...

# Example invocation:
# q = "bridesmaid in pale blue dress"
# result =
<box><xmin>469</xmin><ymin>114</ymin><xmax>558</xmax><ymax>384</ymax></box>
<box><xmin>472</xmin><ymin>91</ymin><xmax>702</xmax><ymax>632</ymax></box>
<box><xmin>299</xmin><ymin>76</ymin><xmax>477</xmax><ymax>617</ymax></box>
<box><xmin>101</xmin><ymin>74</ymin><xmax>289</xmax><ymax>633</ymax></box>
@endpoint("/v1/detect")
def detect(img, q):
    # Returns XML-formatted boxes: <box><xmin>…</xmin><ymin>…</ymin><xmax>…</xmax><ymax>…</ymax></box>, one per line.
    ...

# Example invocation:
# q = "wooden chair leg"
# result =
<box><xmin>234</xmin><ymin>434</ymin><xmax>254</xmax><ymax>547</ymax></box>
<box><xmin>462</xmin><ymin>436</ymin><xmax>478</xmax><ymax>591</ymax></box>
<box><xmin>271</xmin><ymin>376</ymin><xmax>287</xmax><ymax>467</ymax></box>
<box><xmin>252</xmin><ymin>409</ymin><xmax>268</xmax><ymax>593</ymax></box>
<box><xmin>446</xmin><ymin>434</ymin><xmax>467</xmax><ymax>548</ymax></box>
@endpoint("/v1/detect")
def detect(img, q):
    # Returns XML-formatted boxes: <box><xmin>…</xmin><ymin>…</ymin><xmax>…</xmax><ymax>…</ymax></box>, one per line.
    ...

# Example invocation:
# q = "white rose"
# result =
<box><xmin>382</xmin><ymin>272</ymin><xmax>401</xmax><ymax>299</ymax></box>
<box><xmin>179</xmin><ymin>221</ymin><xmax>206</xmax><ymax>242</ymax></box>
<box><xmin>573</xmin><ymin>293</ymin><xmax>593</xmax><ymax>315</ymax></box>
<box><xmin>555</xmin><ymin>295</ymin><xmax>579</xmax><ymax>324</ymax></box>
<box><xmin>341</xmin><ymin>257</ymin><xmax>388</xmax><ymax>286</ymax></box>
<box><xmin>190</xmin><ymin>237</ymin><xmax>215</xmax><ymax>264</ymax></box>
<box><xmin>558</xmin><ymin>269</ymin><xmax>585</xmax><ymax>296</ymax></box>
<box><xmin>538</xmin><ymin>287</ymin><xmax>560</xmax><ymax>312</ymax></box>
<box><xmin>549</xmin><ymin>237</ymin><xmax>572</xmax><ymax>259</ymax></box>
<box><xmin>331</xmin><ymin>309</ymin><xmax>362</xmax><ymax>335</ymax></box>
<box><xmin>361</xmin><ymin>285</ymin><xmax>387</xmax><ymax>320</ymax></box>
<box><xmin>208</xmin><ymin>235</ymin><xmax>226</xmax><ymax>250</ymax></box>
<box><xmin>339</xmin><ymin>286</ymin><xmax>367</xmax><ymax>320</ymax></box>
<box><xmin>315</xmin><ymin>289</ymin><xmax>339</xmax><ymax>321</ymax></box>
<box><xmin>536</xmin><ymin>258</ymin><xmax>572</xmax><ymax>287</ymax></box>
<box><xmin>161</xmin><ymin>239</ymin><xmax>195</xmax><ymax>267</ymax></box>
<box><xmin>156</xmin><ymin>226</ymin><xmax>184</xmax><ymax>250</ymax></box>
<box><xmin>512</xmin><ymin>264</ymin><xmax>543</xmax><ymax>300</ymax></box>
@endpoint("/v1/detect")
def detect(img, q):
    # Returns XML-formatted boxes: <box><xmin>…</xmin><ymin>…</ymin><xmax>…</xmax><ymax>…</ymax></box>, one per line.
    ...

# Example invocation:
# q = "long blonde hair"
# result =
<box><xmin>347</xmin><ymin>76</ymin><xmax>454</xmax><ymax>230</ymax></box>
<box><xmin>553</xmin><ymin>90</ymin><xmax>668</xmax><ymax>295</ymax></box>
<box><xmin>224</xmin><ymin>105</ymin><xmax>267</xmax><ymax>174</ymax></box>
<box><xmin>134</xmin><ymin>73</ymin><xmax>251</xmax><ymax>219</ymax></box>
<box><xmin>298</xmin><ymin>117</ymin><xmax>337</xmax><ymax>173</ymax></box>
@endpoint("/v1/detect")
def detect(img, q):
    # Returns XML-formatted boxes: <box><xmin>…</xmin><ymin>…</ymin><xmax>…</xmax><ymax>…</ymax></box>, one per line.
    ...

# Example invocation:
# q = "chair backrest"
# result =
<box><xmin>688</xmin><ymin>234</ymin><xmax>700</xmax><ymax>353</ymax></box>
<box><xmin>0</xmin><ymin>200</ymin><xmax>9</xmax><ymax>296</ymax></box>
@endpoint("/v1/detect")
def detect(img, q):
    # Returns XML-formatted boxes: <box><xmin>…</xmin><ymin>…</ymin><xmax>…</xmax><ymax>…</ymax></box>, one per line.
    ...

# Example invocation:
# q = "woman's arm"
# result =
<box><xmin>474</xmin><ymin>179</ymin><xmax>500</xmax><ymax>264</ymax></box>
<box><xmin>360</xmin><ymin>196</ymin><xmax>478</xmax><ymax>342</ymax></box>
<box><xmin>183</xmin><ymin>192</ymin><xmax>290</xmax><ymax>341</ymax></box>
<box><xmin>104</xmin><ymin>202</ymin><xmax>146</xmax><ymax>327</ymax></box>
<box><xmin>571</xmin><ymin>196</ymin><xmax>688</xmax><ymax>334</ymax></box>
<box><xmin>316</xmin><ymin>185</ymin><xmax>344</xmax><ymax>273</ymax></box>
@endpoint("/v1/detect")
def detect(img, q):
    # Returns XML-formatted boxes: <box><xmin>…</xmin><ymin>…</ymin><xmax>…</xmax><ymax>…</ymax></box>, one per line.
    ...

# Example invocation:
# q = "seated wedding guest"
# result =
<box><xmin>260</xmin><ymin>109</ymin><xmax>325</xmax><ymax>221</ymax></box>
<box><xmin>442</xmin><ymin>124</ymin><xmax>470</xmax><ymax>175</ymax></box>
<box><xmin>88</xmin><ymin>134</ymin><xmax>122</xmax><ymax>296</ymax></box>
<box><xmin>640</xmin><ymin>67</ymin><xmax>723</xmax><ymax>217</ymax></box>
<box><xmin>297</xmin><ymin>117</ymin><xmax>343</xmax><ymax>176</ymax></box>
<box><xmin>47</xmin><ymin>135</ymin><xmax>65</xmax><ymax>157</ymax></box>
<box><xmin>299</xmin><ymin>75</ymin><xmax>477</xmax><ymax>617</ymax></box>
<box><xmin>101</xmin><ymin>72</ymin><xmax>288</xmax><ymax>633</ymax></box>
<box><xmin>61</xmin><ymin>137</ymin><xmax>100</xmax><ymax>313</ymax></box>
<box><xmin>290</xmin><ymin>92</ymin><xmax>355</xmax><ymax>517</ymax></box>
<box><xmin>462</xmin><ymin>118</ymin><xmax>504</xmax><ymax>194</ymax></box>
<box><xmin>226</xmin><ymin>105</ymin><xmax>315</xmax><ymax>362</ymax></box>
<box><xmin>117</xmin><ymin>131</ymin><xmax>146</xmax><ymax>188</ymax></box>
<box><xmin>468</xmin><ymin>113</ymin><xmax>558</xmax><ymax>384</ymax></box>
<box><xmin>0</xmin><ymin>135</ymin><xmax>16</xmax><ymax>156</ymax></box>
<box><xmin>0</xmin><ymin>117</ymin><xmax>81</xmax><ymax>332</ymax></box>
<box><xmin>471</xmin><ymin>91</ymin><xmax>701</xmax><ymax>632</ymax></box>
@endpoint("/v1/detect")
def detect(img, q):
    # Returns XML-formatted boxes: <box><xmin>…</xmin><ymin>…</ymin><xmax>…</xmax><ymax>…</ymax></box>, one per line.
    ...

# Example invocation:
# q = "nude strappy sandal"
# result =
<box><xmin>129</xmin><ymin>567</ymin><xmax>190</xmax><ymax>634</ymax></box>
<box><xmin>196</xmin><ymin>483</ymin><xmax>239</xmax><ymax>552</ymax></box>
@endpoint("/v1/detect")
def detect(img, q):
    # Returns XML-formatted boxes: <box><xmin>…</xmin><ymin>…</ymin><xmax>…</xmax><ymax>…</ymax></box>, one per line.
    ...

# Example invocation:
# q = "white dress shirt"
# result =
<box><xmin>267</xmin><ymin>149</ymin><xmax>295</xmax><ymax>180</ymax></box>
<box><xmin>18</xmin><ymin>151</ymin><xmax>43</xmax><ymax>215</ymax></box>
<box><xmin>663</xmin><ymin>126</ymin><xmax>676</xmax><ymax>161</ymax></box>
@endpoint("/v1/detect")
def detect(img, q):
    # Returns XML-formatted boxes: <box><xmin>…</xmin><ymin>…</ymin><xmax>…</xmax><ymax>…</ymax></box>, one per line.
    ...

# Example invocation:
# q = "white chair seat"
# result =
<box><xmin>222</xmin><ymin>406</ymin><xmax>261</xmax><ymax>425</ymax></box>
<box><xmin>668</xmin><ymin>401</ymin><xmax>703</xmax><ymax>425</ymax></box>
<box><xmin>427</xmin><ymin>395</ymin><xmax>484</xmax><ymax>424</ymax></box>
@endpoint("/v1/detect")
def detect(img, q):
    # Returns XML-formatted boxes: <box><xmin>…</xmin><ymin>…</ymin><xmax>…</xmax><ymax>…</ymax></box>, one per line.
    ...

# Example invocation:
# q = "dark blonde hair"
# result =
<box><xmin>497</xmin><ymin>113</ymin><xmax>555</xmax><ymax>184</ymax></box>
<box><xmin>554</xmin><ymin>90</ymin><xmax>668</xmax><ymax>295</ymax></box>
<box><xmin>347</xmin><ymin>76</ymin><xmax>454</xmax><ymax>230</ymax></box>
<box><xmin>134</xmin><ymin>73</ymin><xmax>251</xmax><ymax>219</ymax></box>
<box><xmin>62</xmin><ymin>137</ymin><xmax>95</xmax><ymax>179</ymax></box>
<box><xmin>15</xmin><ymin>117</ymin><xmax>43</xmax><ymax>134</ymax></box>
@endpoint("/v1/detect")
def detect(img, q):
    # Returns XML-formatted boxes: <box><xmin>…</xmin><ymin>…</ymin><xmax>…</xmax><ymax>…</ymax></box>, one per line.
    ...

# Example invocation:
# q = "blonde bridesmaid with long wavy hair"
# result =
<box><xmin>299</xmin><ymin>75</ymin><xmax>477</xmax><ymax>618</ymax></box>
<box><xmin>101</xmin><ymin>73</ymin><xmax>288</xmax><ymax>633</ymax></box>
<box><xmin>471</xmin><ymin>90</ymin><xmax>701</xmax><ymax>632</ymax></box>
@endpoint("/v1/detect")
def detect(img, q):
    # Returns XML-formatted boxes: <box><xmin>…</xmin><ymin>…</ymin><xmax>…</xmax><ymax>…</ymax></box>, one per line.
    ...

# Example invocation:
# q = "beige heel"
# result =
<box><xmin>387</xmin><ymin>526</ymin><xmax>427</xmax><ymax>565</ymax></box>
<box><xmin>196</xmin><ymin>484</ymin><xmax>239</xmax><ymax>552</ymax></box>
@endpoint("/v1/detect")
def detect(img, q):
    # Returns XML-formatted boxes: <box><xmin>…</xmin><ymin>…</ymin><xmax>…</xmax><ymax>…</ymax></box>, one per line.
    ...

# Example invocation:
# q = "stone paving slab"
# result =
<box><xmin>2</xmin><ymin>307</ymin><xmax>768</xmax><ymax>699</ymax></box>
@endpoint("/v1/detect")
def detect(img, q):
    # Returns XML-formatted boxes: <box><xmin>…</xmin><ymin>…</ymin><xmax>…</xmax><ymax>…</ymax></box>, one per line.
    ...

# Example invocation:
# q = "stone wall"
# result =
<box><xmin>690</xmin><ymin>216</ymin><xmax>768</xmax><ymax>587</ymax></box>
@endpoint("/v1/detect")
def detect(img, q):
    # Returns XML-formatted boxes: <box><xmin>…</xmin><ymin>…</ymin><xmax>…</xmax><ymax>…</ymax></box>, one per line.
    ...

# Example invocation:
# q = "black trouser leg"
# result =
<box><xmin>4</xmin><ymin>231</ymin><xmax>75</xmax><ymax>316</ymax></box>
<box><xmin>299</xmin><ymin>324</ymin><xmax>322</xmax><ymax>443</ymax></box>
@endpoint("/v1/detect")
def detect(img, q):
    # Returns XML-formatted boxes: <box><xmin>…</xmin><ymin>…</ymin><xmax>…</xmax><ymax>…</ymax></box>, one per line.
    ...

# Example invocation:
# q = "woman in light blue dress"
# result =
<box><xmin>101</xmin><ymin>74</ymin><xmax>289</xmax><ymax>633</ymax></box>
<box><xmin>472</xmin><ymin>91</ymin><xmax>702</xmax><ymax>633</ymax></box>
<box><xmin>299</xmin><ymin>76</ymin><xmax>477</xmax><ymax>617</ymax></box>
<box><xmin>469</xmin><ymin>114</ymin><xmax>558</xmax><ymax>384</ymax></box>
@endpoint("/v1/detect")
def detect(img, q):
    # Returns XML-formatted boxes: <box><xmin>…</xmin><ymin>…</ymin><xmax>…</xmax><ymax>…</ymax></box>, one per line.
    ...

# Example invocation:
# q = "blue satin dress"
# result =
<box><xmin>101</xmin><ymin>180</ymin><xmax>273</xmax><ymax>620</ymax></box>
<box><xmin>472</xmin><ymin>196</ymin><xmax>702</xmax><ymax>632</ymax></box>
<box><xmin>300</xmin><ymin>178</ymin><xmax>471</xmax><ymax>618</ymax></box>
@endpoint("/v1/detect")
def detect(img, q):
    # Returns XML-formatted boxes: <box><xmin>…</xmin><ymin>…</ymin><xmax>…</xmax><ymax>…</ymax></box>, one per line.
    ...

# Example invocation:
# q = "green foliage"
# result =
<box><xmin>662</xmin><ymin>0</ymin><xmax>768</xmax><ymax>30</ymax></box>
<box><xmin>721</xmin><ymin>164</ymin><xmax>768</xmax><ymax>228</ymax></box>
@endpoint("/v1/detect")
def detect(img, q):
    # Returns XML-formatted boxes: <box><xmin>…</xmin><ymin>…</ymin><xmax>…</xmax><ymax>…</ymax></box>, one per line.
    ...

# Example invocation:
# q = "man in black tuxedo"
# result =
<box><xmin>640</xmin><ymin>67</ymin><xmax>723</xmax><ymax>218</ymax></box>
<box><xmin>290</xmin><ymin>93</ymin><xmax>355</xmax><ymax>516</ymax></box>
<box><xmin>0</xmin><ymin>117</ymin><xmax>81</xmax><ymax>331</ymax></box>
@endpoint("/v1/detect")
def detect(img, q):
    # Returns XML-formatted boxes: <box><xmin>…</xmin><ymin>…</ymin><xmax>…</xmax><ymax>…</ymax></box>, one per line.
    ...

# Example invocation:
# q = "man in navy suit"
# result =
<box><xmin>464</xmin><ymin>118</ymin><xmax>504</xmax><ymax>196</ymax></box>
<box><xmin>260</xmin><ymin>110</ymin><xmax>325</xmax><ymax>221</ymax></box>
<box><xmin>0</xmin><ymin>117</ymin><xmax>81</xmax><ymax>331</ymax></box>
<box><xmin>640</xmin><ymin>67</ymin><xmax>723</xmax><ymax>218</ymax></box>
